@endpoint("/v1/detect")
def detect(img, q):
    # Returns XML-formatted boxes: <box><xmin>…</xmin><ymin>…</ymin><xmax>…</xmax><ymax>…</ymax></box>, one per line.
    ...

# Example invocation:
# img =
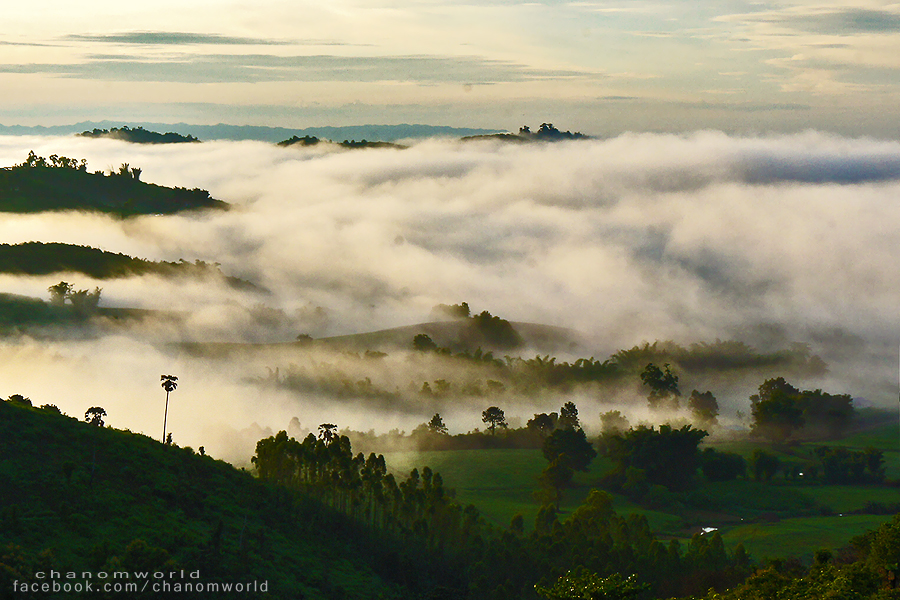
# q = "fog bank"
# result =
<box><xmin>1</xmin><ymin>131</ymin><xmax>897</xmax><ymax>459</ymax></box>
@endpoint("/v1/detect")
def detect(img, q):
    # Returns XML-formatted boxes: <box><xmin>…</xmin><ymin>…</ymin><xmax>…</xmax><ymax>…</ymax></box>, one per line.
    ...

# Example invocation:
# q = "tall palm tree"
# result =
<box><xmin>161</xmin><ymin>374</ymin><xmax>178</xmax><ymax>443</ymax></box>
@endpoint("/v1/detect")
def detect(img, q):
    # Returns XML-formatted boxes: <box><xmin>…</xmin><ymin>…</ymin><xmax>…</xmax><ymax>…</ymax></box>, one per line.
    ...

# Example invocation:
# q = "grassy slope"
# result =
<box><xmin>0</xmin><ymin>400</ymin><xmax>406</xmax><ymax>599</ymax></box>
<box><xmin>384</xmin><ymin>419</ymin><xmax>900</xmax><ymax>563</ymax></box>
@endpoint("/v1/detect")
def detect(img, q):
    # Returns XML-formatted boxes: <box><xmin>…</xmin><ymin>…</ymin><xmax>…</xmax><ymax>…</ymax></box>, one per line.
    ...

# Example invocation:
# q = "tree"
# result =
<box><xmin>318</xmin><ymin>423</ymin><xmax>338</xmax><ymax>443</ymax></box>
<box><xmin>796</xmin><ymin>388</ymin><xmax>854</xmax><ymax>439</ymax></box>
<box><xmin>6</xmin><ymin>394</ymin><xmax>32</xmax><ymax>407</ymax></box>
<box><xmin>606</xmin><ymin>425</ymin><xmax>708</xmax><ymax>492</ymax></box>
<box><xmin>160</xmin><ymin>374</ymin><xmax>178</xmax><ymax>443</ymax></box>
<box><xmin>470</xmin><ymin>311</ymin><xmax>523</xmax><ymax>349</ymax></box>
<box><xmin>68</xmin><ymin>287</ymin><xmax>102</xmax><ymax>316</ymax></box>
<box><xmin>542</xmin><ymin>428</ymin><xmax>597</xmax><ymax>472</ymax></box>
<box><xmin>431</xmin><ymin>302</ymin><xmax>470</xmax><ymax>319</ymax></box>
<box><xmin>427</xmin><ymin>413</ymin><xmax>448</xmax><ymax>435</ymax></box>
<box><xmin>751</xmin><ymin>384</ymin><xmax>803</xmax><ymax>444</ymax></box>
<box><xmin>482</xmin><ymin>406</ymin><xmax>507</xmax><ymax>435</ymax></box>
<box><xmin>640</xmin><ymin>363</ymin><xmax>680</xmax><ymax>410</ymax></box>
<box><xmin>688</xmin><ymin>390</ymin><xmax>719</xmax><ymax>427</ymax></box>
<box><xmin>48</xmin><ymin>281</ymin><xmax>72</xmax><ymax>306</ymax></box>
<box><xmin>536</xmin><ymin>456</ymin><xmax>574</xmax><ymax>511</ymax></box>
<box><xmin>600</xmin><ymin>410</ymin><xmax>629</xmax><ymax>435</ymax></box>
<box><xmin>527</xmin><ymin>413</ymin><xmax>557</xmax><ymax>437</ymax></box>
<box><xmin>558</xmin><ymin>401</ymin><xmax>580</xmax><ymax>430</ymax></box>
<box><xmin>751</xmin><ymin>377</ymin><xmax>854</xmax><ymax>442</ymax></box>
<box><xmin>413</xmin><ymin>333</ymin><xmax>437</xmax><ymax>352</ymax></box>
<box><xmin>85</xmin><ymin>407</ymin><xmax>106</xmax><ymax>427</ymax></box>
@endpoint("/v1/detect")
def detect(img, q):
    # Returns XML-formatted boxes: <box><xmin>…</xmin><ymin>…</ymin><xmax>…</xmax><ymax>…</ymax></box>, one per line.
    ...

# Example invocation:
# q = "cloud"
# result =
<box><xmin>0</xmin><ymin>53</ymin><xmax>599</xmax><ymax>84</ymax></box>
<box><xmin>0</xmin><ymin>131</ymin><xmax>898</xmax><ymax>459</ymax></box>
<box><xmin>743</xmin><ymin>8</ymin><xmax>900</xmax><ymax>36</ymax></box>
<box><xmin>716</xmin><ymin>5</ymin><xmax>900</xmax><ymax>94</ymax></box>
<box><xmin>63</xmin><ymin>31</ymin><xmax>301</xmax><ymax>46</ymax></box>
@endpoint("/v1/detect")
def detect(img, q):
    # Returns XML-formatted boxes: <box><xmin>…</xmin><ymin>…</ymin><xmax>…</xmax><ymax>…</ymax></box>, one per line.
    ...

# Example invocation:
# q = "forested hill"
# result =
<box><xmin>78</xmin><ymin>126</ymin><xmax>200</xmax><ymax>144</ymax></box>
<box><xmin>0</xmin><ymin>152</ymin><xmax>227</xmax><ymax>216</ymax></box>
<box><xmin>462</xmin><ymin>123</ymin><xmax>589</xmax><ymax>143</ymax></box>
<box><xmin>278</xmin><ymin>135</ymin><xmax>406</xmax><ymax>150</ymax></box>
<box><xmin>0</xmin><ymin>242</ymin><xmax>256</xmax><ymax>289</ymax></box>
<box><xmin>0</xmin><ymin>398</ymin><xmax>413</xmax><ymax>599</ymax></box>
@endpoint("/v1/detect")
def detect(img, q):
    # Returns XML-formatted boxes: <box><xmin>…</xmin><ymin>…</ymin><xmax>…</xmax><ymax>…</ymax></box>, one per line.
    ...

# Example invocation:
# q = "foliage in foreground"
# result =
<box><xmin>692</xmin><ymin>514</ymin><xmax>900</xmax><ymax>599</ymax></box>
<box><xmin>252</xmin><ymin>429</ymin><xmax>753</xmax><ymax>599</ymax></box>
<box><xmin>0</xmin><ymin>398</ymin><xmax>409</xmax><ymax>599</ymax></box>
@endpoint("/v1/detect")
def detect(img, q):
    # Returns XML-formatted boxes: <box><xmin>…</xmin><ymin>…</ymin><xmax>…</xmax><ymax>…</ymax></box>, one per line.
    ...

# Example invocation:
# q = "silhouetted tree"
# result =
<box><xmin>640</xmin><ymin>363</ymin><xmax>680</xmax><ymax>410</ymax></box>
<box><xmin>6</xmin><ymin>394</ymin><xmax>32</xmax><ymax>407</ymax></box>
<box><xmin>431</xmin><ymin>302</ymin><xmax>470</xmax><ymax>319</ymax></box>
<box><xmin>85</xmin><ymin>407</ymin><xmax>106</xmax><ymax>427</ymax></box>
<box><xmin>482</xmin><ymin>406</ymin><xmax>507</xmax><ymax>435</ymax></box>
<box><xmin>750</xmin><ymin>379</ymin><xmax>804</xmax><ymax>443</ymax></box>
<box><xmin>558</xmin><ymin>401</ymin><xmax>580</xmax><ymax>430</ymax></box>
<box><xmin>427</xmin><ymin>413</ymin><xmax>448</xmax><ymax>435</ymax></box>
<box><xmin>160</xmin><ymin>375</ymin><xmax>178</xmax><ymax>442</ymax></box>
<box><xmin>48</xmin><ymin>281</ymin><xmax>72</xmax><ymax>306</ymax></box>
<box><xmin>413</xmin><ymin>334</ymin><xmax>438</xmax><ymax>352</ymax></box>
<box><xmin>318</xmin><ymin>423</ymin><xmax>338</xmax><ymax>444</ymax></box>
<box><xmin>527</xmin><ymin>413</ymin><xmax>556</xmax><ymax>437</ymax></box>
<box><xmin>68</xmin><ymin>287</ymin><xmax>101</xmax><ymax>317</ymax></box>
<box><xmin>689</xmin><ymin>390</ymin><xmax>719</xmax><ymax>427</ymax></box>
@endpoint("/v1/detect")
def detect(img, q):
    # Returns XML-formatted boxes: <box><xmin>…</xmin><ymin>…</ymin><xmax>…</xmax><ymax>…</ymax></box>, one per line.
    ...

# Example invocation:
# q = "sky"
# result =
<box><xmin>2</xmin><ymin>0</ymin><xmax>900</xmax><ymax>136</ymax></box>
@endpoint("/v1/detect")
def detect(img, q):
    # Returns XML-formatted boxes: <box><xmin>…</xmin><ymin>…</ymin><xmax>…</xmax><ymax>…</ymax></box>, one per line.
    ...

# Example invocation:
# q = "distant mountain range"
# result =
<box><xmin>0</xmin><ymin>121</ymin><xmax>504</xmax><ymax>142</ymax></box>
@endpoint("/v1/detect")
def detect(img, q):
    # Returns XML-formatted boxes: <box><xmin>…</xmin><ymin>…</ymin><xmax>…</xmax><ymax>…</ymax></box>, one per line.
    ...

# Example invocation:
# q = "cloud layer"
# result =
<box><xmin>0</xmin><ymin>131</ymin><xmax>897</xmax><ymax>458</ymax></box>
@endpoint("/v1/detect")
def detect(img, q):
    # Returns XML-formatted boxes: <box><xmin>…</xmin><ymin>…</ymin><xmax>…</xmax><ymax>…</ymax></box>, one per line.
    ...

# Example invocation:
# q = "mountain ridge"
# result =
<box><xmin>0</xmin><ymin>121</ymin><xmax>504</xmax><ymax>142</ymax></box>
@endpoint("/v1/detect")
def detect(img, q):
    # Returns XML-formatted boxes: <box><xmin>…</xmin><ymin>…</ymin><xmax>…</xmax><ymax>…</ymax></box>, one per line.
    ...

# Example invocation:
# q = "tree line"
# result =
<box><xmin>251</xmin><ymin>426</ymin><xmax>755</xmax><ymax>598</ymax></box>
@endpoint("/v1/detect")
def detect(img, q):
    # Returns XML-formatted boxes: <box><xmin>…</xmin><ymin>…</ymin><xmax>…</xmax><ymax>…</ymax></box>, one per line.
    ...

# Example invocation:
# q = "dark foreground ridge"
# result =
<box><xmin>0</xmin><ymin>398</ymin><xmax>413</xmax><ymax>599</ymax></box>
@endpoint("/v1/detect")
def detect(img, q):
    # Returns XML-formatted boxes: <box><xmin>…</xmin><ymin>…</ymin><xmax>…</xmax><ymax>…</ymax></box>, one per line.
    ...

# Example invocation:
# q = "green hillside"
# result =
<box><xmin>0</xmin><ymin>152</ymin><xmax>227</xmax><ymax>216</ymax></box>
<box><xmin>0</xmin><ymin>242</ymin><xmax>256</xmax><ymax>290</ymax></box>
<box><xmin>0</xmin><ymin>399</ymin><xmax>414</xmax><ymax>599</ymax></box>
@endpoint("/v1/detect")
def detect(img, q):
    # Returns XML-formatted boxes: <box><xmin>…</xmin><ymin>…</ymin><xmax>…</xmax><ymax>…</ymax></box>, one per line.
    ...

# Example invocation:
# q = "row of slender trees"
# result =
<box><xmin>250</xmin><ymin>424</ymin><xmax>754</xmax><ymax>598</ymax></box>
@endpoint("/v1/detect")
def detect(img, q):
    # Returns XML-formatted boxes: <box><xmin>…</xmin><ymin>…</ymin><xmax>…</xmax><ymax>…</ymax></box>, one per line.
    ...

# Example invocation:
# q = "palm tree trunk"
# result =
<box><xmin>162</xmin><ymin>390</ymin><xmax>170</xmax><ymax>442</ymax></box>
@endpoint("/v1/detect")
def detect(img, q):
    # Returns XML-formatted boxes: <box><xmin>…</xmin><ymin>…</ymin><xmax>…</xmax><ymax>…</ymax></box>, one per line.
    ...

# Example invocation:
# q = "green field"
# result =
<box><xmin>383</xmin><ymin>421</ymin><xmax>900</xmax><ymax>563</ymax></box>
<box><xmin>720</xmin><ymin>514</ymin><xmax>896</xmax><ymax>561</ymax></box>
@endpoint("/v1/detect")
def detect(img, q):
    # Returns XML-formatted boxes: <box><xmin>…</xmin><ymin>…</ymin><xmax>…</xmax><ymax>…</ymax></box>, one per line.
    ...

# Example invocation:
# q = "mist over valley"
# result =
<box><xmin>1</xmin><ymin>130</ymin><xmax>897</xmax><ymax>463</ymax></box>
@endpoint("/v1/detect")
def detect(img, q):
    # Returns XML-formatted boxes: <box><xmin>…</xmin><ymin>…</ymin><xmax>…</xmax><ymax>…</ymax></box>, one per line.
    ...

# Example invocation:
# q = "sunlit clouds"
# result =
<box><xmin>2</xmin><ymin>1</ymin><xmax>900</xmax><ymax>135</ymax></box>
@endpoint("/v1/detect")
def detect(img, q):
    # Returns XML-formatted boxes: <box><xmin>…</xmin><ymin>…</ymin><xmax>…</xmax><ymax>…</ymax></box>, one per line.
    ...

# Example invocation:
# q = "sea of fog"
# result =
<box><xmin>0</xmin><ymin>131</ymin><xmax>897</xmax><ymax>462</ymax></box>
